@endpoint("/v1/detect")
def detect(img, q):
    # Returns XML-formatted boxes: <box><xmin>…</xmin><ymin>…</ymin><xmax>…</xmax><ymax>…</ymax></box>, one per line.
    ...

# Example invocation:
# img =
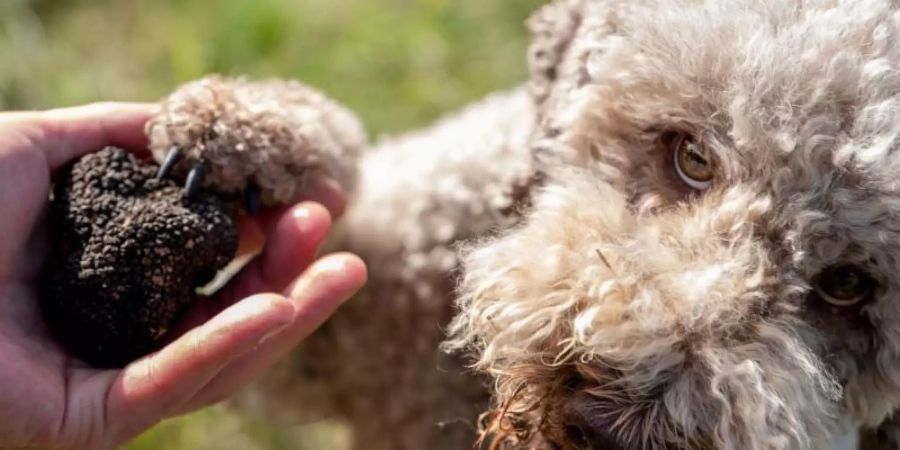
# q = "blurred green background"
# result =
<box><xmin>0</xmin><ymin>0</ymin><xmax>541</xmax><ymax>448</ymax></box>
<box><xmin>0</xmin><ymin>0</ymin><xmax>541</xmax><ymax>135</ymax></box>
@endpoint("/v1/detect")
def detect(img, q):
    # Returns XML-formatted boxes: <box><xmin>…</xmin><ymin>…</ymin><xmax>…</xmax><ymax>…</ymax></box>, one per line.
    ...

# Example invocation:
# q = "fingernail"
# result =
<box><xmin>259</xmin><ymin>320</ymin><xmax>291</xmax><ymax>346</ymax></box>
<box><xmin>287</xmin><ymin>204</ymin><xmax>330</xmax><ymax>246</ymax></box>
<box><xmin>315</xmin><ymin>256</ymin><xmax>349</xmax><ymax>274</ymax></box>
<box><xmin>306</xmin><ymin>174</ymin><xmax>345</xmax><ymax>218</ymax></box>
<box><xmin>291</xmin><ymin>205</ymin><xmax>312</xmax><ymax>219</ymax></box>
<box><xmin>315</xmin><ymin>256</ymin><xmax>366</xmax><ymax>304</ymax></box>
<box><xmin>288</xmin><ymin>258</ymin><xmax>353</xmax><ymax>304</ymax></box>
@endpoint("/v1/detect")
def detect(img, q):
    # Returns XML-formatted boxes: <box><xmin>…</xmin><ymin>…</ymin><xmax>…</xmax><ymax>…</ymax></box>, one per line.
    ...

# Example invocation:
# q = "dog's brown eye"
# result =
<box><xmin>671</xmin><ymin>133</ymin><xmax>714</xmax><ymax>190</ymax></box>
<box><xmin>814</xmin><ymin>264</ymin><xmax>876</xmax><ymax>307</ymax></box>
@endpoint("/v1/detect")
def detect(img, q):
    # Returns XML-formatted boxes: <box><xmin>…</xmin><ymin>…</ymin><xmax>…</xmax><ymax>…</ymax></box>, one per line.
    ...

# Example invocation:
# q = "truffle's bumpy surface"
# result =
<box><xmin>42</xmin><ymin>147</ymin><xmax>239</xmax><ymax>367</ymax></box>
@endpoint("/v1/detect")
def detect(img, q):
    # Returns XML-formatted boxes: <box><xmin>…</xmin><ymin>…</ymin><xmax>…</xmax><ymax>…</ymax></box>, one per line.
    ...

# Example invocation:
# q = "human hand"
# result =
<box><xmin>0</xmin><ymin>103</ymin><xmax>366</xmax><ymax>449</ymax></box>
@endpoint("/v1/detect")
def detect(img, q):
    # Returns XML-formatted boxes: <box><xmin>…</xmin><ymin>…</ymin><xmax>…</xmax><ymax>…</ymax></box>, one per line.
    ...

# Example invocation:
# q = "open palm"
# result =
<box><xmin>0</xmin><ymin>103</ymin><xmax>366</xmax><ymax>450</ymax></box>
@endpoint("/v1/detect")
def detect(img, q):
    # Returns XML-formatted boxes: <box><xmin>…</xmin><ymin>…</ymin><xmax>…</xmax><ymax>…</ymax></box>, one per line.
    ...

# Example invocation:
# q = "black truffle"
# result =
<box><xmin>42</xmin><ymin>147</ymin><xmax>239</xmax><ymax>367</ymax></box>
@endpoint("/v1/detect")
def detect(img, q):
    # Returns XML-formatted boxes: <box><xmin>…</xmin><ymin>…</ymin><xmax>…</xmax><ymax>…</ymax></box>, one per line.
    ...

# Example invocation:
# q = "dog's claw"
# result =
<box><xmin>156</xmin><ymin>147</ymin><xmax>183</xmax><ymax>179</ymax></box>
<box><xmin>244</xmin><ymin>183</ymin><xmax>261</xmax><ymax>215</ymax></box>
<box><xmin>184</xmin><ymin>161</ymin><xmax>210</xmax><ymax>199</ymax></box>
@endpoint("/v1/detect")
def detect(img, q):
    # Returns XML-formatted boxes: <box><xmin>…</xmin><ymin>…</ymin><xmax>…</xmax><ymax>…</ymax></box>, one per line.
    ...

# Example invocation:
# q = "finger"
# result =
<box><xmin>173</xmin><ymin>253</ymin><xmax>367</xmax><ymax>413</ymax></box>
<box><xmin>236</xmin><ymin>174</ymin><xmax>346</xmax><ymax>244</ymax></box>
<box><xmin>237</xmin><ymin>202</ymin><xmax>308</xmax><ymax>251</ymax></box>
<box><xmin>105</xmin><ymin>293</ymin><xmax>296</xmax><ymax>441</ymax></box>
<box><xmin>31</xmin><ymin>102</ymin><xmax>157</xmax><ymax>171</ymax></box>
<box><xmin>171</xmin><ymin>202</ymin><xmax>332</xmax><ymax>334</ymax></box>
<box><xmin>234</xmin><ymin>175</ymin><xmax>344</xmax><ymax>258</ymax></box>
<box><xmin>301</xmin><ymin>173</ymin><xmax>346</xmax><ymax>219</ymax></box>
<box><xmin>228</xmin><ymin>203</ymin><xmax>333</xmax><ymax>299</ymax></box>
<box><xmin>235</xmin><ymin>206</ymin><xmax>289</xmax><ymax>259</ymax></box>
<box><xmin>219</xmin><ymin>203</ymin><xmax>331</xmax><ymax>304</ymax></box>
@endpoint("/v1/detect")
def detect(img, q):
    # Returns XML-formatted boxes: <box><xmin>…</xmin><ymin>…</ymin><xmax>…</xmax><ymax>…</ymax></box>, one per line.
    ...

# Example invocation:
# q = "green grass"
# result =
<box><xmin>1</xmin><ymin>0</ymin><xmax>541</xmax><ymax>135</ymax></box>
<box><xmin>0</xmin><ymin>0</ymin><xmax>543</xmax><ymax>448</ymax></box>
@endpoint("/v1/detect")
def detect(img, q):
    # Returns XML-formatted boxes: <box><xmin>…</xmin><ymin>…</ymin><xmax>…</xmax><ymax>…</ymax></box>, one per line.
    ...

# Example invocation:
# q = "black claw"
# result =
<box><xmin>244</xmin><ymin>183</ymin><xmax>261</xmax><ymax>215</ymax></box>
<box><xmin>184</xmin><ymin>161</ymin><xmax>210</xmax><ymax>199</ymax></box>
<box><xmin>156</xmin><ymin>147</ymin><xmax>183</xmax><ymax>179</ymax></box>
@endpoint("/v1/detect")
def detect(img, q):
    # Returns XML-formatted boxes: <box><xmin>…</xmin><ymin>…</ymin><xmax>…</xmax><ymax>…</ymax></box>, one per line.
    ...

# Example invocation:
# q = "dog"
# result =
<box><xmin>146</xmin><ymin>1</ymin><xmax>900</xmax><ymax>449</ymax></box>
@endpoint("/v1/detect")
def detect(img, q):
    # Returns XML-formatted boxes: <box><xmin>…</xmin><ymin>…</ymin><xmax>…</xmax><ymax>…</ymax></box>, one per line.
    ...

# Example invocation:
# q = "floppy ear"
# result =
<box><xmin>527</xmin><ymin>0</ymin><xmax>583</xmax><ymax>104</ymax></box>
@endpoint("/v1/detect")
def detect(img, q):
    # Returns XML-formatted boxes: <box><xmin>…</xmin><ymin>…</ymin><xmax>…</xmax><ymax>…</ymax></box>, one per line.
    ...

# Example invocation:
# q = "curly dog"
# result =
<box><xmin>146</xmin><ymin>1</ymin><xmax>900</xmax><ymax>449</ymax></box>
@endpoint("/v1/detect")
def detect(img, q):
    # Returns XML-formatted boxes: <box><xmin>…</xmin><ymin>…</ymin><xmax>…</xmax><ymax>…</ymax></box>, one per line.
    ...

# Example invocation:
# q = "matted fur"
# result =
<box><xmin>147</xmin><ymin>1</ymin><xmax>900</xmax><ymax>449</ymax></box>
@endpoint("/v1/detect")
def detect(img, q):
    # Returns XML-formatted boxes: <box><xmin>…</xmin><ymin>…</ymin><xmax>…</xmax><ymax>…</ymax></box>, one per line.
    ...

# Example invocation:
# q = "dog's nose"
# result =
<box><xmin>562</xmin><ymin>422</ymin><xmax>627</xmax><ymax>450</ymax></box>
<box><xmin>561</xmin><ymin>393</ymin><xmax>631</xmax><ymax>450</ymax></box>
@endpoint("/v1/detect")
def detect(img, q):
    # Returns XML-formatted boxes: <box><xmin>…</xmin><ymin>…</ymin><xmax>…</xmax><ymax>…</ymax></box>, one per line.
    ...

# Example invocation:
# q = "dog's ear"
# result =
<box><xmin>527</xmin><ymin>1</ymin><xmax>583</xmax><ymax>104</ymax></box>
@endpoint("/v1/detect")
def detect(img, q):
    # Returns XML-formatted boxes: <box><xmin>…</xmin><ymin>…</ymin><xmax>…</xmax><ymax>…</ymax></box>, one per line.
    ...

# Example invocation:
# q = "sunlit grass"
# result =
<box><xmin>1</xmin><ymin>0</ymin><xmax>541</xmax><ymax>135</ymax></box>
<box><xmin>1</xmin><ymin>0</ymin><xmax>542</xmax><ymax>448</ymax></box>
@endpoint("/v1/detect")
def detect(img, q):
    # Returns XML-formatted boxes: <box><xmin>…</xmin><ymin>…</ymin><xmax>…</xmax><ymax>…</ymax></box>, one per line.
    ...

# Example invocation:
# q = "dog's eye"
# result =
<box><xmin>670</xmin><ymin>133</ymin><xmax>714</xmax><ymax>190</ymax></box>
<box><xmin>814</xmin><ymin>264</ymin><xmax>876</xmax><ymax>307</ymax></box>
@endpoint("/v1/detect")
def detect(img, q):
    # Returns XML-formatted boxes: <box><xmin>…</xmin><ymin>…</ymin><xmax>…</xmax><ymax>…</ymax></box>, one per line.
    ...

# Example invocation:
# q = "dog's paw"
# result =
<box><xmin>147</xmin><ymin>76</ymin><xmax>367</xmax><ymax>210</ymax></box>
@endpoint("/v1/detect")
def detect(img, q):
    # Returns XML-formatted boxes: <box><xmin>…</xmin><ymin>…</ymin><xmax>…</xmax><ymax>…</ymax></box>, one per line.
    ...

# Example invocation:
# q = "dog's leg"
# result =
<box><xmin>254</xmin><ymin>86</ymin><xmax>538</xmax><ymax>450</ymax></box>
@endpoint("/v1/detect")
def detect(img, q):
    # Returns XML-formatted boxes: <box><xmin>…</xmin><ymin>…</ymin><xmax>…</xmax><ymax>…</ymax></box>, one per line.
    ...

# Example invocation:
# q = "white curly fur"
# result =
<box><xmin>451</xmin><ymin>1</ymin><xmax>900</xmax><ymax>448</ymax></box>
<box><xmin>449</xmin><ymin>170</ymin><xmax>845</xmax><ymax>449</ymax></box>
<box><xmin>147</xmin><ymin>1</ymin><xmax>900</xmax><ymax>449</ymax></box>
